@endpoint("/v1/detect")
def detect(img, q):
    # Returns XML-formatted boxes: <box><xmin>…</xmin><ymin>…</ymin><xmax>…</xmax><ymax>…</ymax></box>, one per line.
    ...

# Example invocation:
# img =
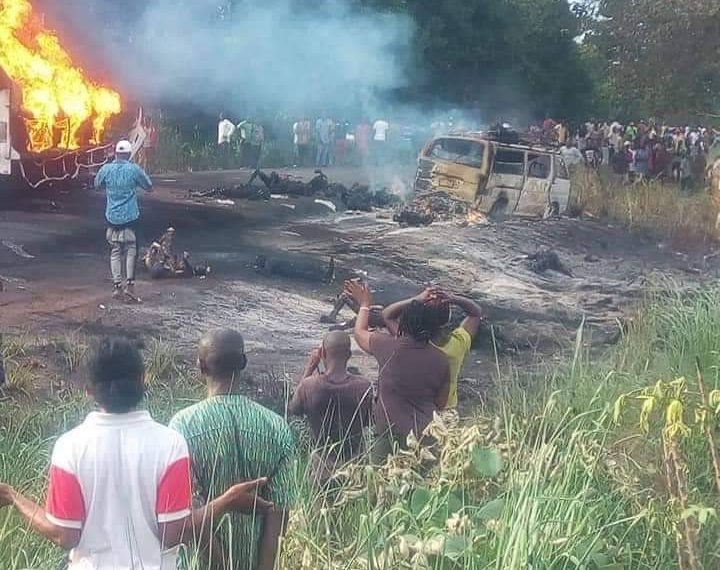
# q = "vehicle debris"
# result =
<box><xmin>2</xmin><ymin>240</ymin><xmax>35</xmax><ymax>259</ymax></box>
<box><xmin>343</xmin><ymin>184</ymin><xmax>402</xmax><ymax>211</ymax></box>
<box><xmin>525</xmin><ymin>249</ymin><xmax>573</xmax><ymax>277</ymax></box>
<box><xmin>393</xmin><ymin>210</ymin><xmax>434</xmax><ymax>227</ymax></box>
<box><xmin>255</xmin><ymin>254</ymin><xmax>336</xmax><ymax>284</ymax></box>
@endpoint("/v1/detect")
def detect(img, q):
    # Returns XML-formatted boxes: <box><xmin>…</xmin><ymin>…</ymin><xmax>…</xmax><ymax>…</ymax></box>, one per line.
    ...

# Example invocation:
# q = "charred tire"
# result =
<box><xmin>543</xmin><ymin>200</ymin><xmax>560</xmax><ymax>219</ymax></box>
<box><xmin>488</xmin><ymin>195</ymin><xmax>509</xmax><ymax>221</ymax></box>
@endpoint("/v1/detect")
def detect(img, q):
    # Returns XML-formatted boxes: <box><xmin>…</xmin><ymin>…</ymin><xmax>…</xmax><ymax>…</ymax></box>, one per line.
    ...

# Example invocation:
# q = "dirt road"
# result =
<box><xmin>0</xmin><ymin>165</ymin><xmax>712</xmax><ymax>410</ymax></box>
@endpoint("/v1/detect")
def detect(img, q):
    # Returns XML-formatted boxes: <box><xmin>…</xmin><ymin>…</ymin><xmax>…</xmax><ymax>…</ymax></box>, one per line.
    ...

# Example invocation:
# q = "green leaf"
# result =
<box><xmin>446</xmin><ymin>491</ymin><xmax>464</xmax><ymax>516</ymax></box>
<box><xmin>590</xmin><ymin>552</ymin><xmax>613</xmax><ymax>567</ymax></box>
<box><xmin>475</xmin><ymin>498</ymin><xmax>505</xmax><ymax>521</ymax></box>
<box><xmin>410</xmin><ymin>487</ymin><xmax>434</xmax><ymax>517</ymax></box>
<box><xmin>442</xmin><ymin>535</ymin><xmax>470</xmax><ymax>561</ymax></box>
<box><xmin>470</xmin><ymin>446</ymin><xmax>504</xmax><ymax>477</ymax></box>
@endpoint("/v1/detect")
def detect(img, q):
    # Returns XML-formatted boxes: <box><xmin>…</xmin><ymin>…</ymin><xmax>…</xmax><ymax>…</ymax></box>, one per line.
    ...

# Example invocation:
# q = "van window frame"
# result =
<box><xmin>526</xmin><ymin>152</ymin><xmax>552</xmax><ymax>180</ymax></box>
<box><xmin>554</xmin><ymin>156</ymin><xmax>570</xmax><ymax>180</ymax></box>
<box><xmin>424</xmin><ymin>137</ymin><xmax>487</xmax><ymax>169</ymax></box>
<box><xmin>492</xmin><ymin>147</ymin><xmax>526</xmax><ymax>177</ymax></box>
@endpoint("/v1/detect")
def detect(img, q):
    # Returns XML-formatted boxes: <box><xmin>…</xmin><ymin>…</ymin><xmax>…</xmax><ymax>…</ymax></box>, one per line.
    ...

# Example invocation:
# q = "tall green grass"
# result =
<box><xmin>1</xmin><ymin>288</ymin><xmax>720</xmax><ymax>568</ymax></box>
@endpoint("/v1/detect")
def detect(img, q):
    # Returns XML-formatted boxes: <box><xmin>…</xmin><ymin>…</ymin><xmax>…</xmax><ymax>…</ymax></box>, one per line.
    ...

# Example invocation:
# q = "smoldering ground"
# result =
<box><xmin>38</xmin><ymin>0</ymin><xmax>413</xmax><ymax>115</ymax></box>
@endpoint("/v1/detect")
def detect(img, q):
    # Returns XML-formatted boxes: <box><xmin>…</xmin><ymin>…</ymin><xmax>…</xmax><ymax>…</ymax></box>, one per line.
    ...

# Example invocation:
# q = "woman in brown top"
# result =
<box><xmin>344</xmin><ymin>280</ymin><xmax>450</xmax><ymax>459</ymax></box>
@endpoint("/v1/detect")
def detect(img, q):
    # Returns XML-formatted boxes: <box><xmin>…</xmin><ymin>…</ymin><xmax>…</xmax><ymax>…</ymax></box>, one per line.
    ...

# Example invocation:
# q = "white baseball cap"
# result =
<box><xmin>115</xmin><ymin>140</ymin><xmax>132</xmax><ymax>154</ymax></box>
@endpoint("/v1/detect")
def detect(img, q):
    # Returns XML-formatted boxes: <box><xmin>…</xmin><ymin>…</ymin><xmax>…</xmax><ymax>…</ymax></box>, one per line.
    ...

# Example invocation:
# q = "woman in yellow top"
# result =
<box><xmin>382</xmin><ymin>287</ymin><xmax>484</xmax><ymax>413</ymax></box>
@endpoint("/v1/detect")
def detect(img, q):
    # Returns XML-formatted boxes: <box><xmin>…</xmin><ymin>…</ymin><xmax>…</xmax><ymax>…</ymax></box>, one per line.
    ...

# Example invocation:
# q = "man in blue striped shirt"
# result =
<box><xmin>95</xmin><ymin>140</ymin><xmax>153</xmax><ymax>301</ymax></box>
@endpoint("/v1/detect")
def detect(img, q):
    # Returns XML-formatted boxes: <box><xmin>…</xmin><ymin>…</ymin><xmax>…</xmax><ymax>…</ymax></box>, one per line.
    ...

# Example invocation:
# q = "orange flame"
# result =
<box><xmin>0</xmin><ymin>0</ymin><xmax>121</xmax><ymax>152</ymax></box>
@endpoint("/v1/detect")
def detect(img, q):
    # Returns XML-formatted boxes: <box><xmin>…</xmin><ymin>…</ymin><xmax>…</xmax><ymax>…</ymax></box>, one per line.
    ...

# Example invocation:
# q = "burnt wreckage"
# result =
<box><xmin>190</xmin><ymin>169</ymin><xmax>402</xmax><ymax>212</ymax></box>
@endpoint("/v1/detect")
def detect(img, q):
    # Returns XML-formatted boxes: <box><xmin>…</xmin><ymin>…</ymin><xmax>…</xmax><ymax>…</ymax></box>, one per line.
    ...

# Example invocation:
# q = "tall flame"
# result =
<box><xmin>0</xmin><ymin>0</ymin><xmax>121</xmax><ymax>152</ymax></box>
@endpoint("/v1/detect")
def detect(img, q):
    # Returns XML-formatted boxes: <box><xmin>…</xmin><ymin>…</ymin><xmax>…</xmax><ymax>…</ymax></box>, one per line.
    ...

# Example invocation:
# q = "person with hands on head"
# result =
<box><xmin>169</xmin><ymin>328</ymin><xmax>295</xmax><ymax>570</ymax></box>
<box><xmin>289</xmin><ymin>331</ymin><xmax>373</xmax><ymax>484</ymax></box>
<box><xmin>344</xmin><ymin>280</ymin><xmax>450</xmax><ymax>460</ymax></box>
<box><xmin>0</xmin><ymin>336</ymin><xmax>270</xmax><ymax>570</ymax></box>
<box><xmin>382</xmin><ymin>287</ymin><xmax>484</xmax><ymax>416</ymax></box>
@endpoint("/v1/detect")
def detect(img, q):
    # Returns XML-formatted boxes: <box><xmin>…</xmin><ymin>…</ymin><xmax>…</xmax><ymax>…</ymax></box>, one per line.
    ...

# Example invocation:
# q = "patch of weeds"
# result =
<box><xmin>1</xmin><ymin>332</ymin><xmax>31</xmax><ymax>362</ymax></box>
<box><xmin>1</xmin><ymin>333</ymin><xmax>36</xmax><ymax>395</ymax></box>
<box><xmin>144</xmin><ymin>337</ymin><xmax>182</xmax><ymax>385</ymax></box>
<box><xmin>56</xmin><ymin>331</ymin><xmax>88</xmax><ymax>373</ymax></box>
<box><xmin>3</xmin><ymin>360</ymin><xmax>37</xmax><ymax>394</ymax></box>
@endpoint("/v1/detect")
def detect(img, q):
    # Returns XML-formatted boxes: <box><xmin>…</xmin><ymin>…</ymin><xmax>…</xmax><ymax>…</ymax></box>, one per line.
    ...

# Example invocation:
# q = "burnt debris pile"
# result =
<box><xmin>189</xmin><ymin>169</ymin><xmax>403</xmax><ymax>212</ymax></box>
<box><xmin>524</xmin><ymin>249</ymin><xmax>573</xmax><ymax>277</ymax></box>
<box><xmin>255</xmin><ymin>254</ymin><xmax>336</xmax><ymax>284</ymax></box>
<box><xmin>188</xmin><ymin>170</ymin><xmax>489</xmax><ymax>228</ymax></box>
<box><xmin>392</xmin><ymin>192</ymin><xmax>472</xmax><ymax>227</ymax></box>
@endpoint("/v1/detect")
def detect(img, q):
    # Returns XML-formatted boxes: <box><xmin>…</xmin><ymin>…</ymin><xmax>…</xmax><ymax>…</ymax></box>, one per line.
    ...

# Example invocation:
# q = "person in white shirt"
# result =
<box><xmin>218</xmin><ymin>114</ymin><xmax>236</xmax><ymax>169</ymax></box>
<box><xmin>560</xmin><ymin>140</ymin><xmax>584</xmax><ymax>166</ymax></box>
<box><xmin>0</xmin><ymin>337</ymin><xmax>271</xmax><ymax>570</ymax></box>
<box><xmin>218</xmin><ymin>114</ymin><xmax>236</xmax><ymax>145</ymax></box>
<box><xmin>372</xmin><ymin>119</ymin><xmax>390</xmax><ymax>165</ymax></box>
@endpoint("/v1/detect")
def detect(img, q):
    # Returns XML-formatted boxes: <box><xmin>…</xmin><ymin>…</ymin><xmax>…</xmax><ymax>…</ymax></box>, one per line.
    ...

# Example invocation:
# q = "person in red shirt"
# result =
<box><xmin>0</xmin><ymin>337</ymin><xmax>270</xmax><ymax>570</ymax></box>
<box><xmin>355</xmin><ymin>119</ymin><xmax>371</xmax><ymax>165</ymax></box>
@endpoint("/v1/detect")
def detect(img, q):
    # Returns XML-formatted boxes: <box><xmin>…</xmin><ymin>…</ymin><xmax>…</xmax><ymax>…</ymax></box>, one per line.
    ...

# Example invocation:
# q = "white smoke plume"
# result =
<box><xmin>39</xmin><ymin>0</ymin><xmax>413</xmax><ymax>116</ymax></box>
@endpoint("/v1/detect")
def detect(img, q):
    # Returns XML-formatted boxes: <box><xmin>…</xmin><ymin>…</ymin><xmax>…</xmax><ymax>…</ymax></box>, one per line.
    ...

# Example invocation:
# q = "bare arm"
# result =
<box><xmin>289</xmin><ymin>348</ymin><xmax>321</xmax><ymax>416</ymax></box>
<box><xmin>381</xmin><ymin>298</ymin><xmax>412</xmax><ymax>336</ymax></box>
<box><xmin>448</xmin><ymin>293</ymin><xmax>484</xmax><ymax>337</ymax></box>
<box><xmin>381</xmin><ymin>288</ymin><xmax>434</xmax><ymax>335</ymax></box>
<box><xmin>287</xmin><ymin>390</ymin><xmax>303</xmax><ymax>417</ymax></box>
<box><xmin>159</xmin><ymin>478</ymin><xmax>272</xmax><ymax>548</ymax></box>
<box><xmin>0</xmin><ymin>485</ymin><xmax>81</xmax><ymax>550</ymax></box>
<box><xmin>135</xmin><ymin>165</ymin><xmax>153</xmax><ymax>191</ymax></box>
<box><xmin>301</xmin><ymin>348</ymin><xmax>322</xmax><ymax>380</ymax></box>
<box><xmin>345</xmin><ymin>280</ymin><xmax>373</xmax><ymax>353</ymax></box>
<box><xmin>256</xmin><ymin>509</ymin><xmax>289</xmax><ymax>570</ymax></box>
<box><xmin>435</xmin><ymin>380</ymin><xmax>450</xmax><ymax>410</ymax></box>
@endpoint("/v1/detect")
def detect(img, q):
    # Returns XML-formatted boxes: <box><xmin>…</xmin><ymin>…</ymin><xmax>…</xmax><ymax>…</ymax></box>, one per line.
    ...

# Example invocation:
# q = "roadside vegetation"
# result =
<box><xmin>2</xmin><ymin>286</ymin><xmax>720</xmax><ymax>568</ymax></box>
<box><xmin>569</xmin><ymin>167</ymin><xmax>719</xmax><ymax>248</ymax></box>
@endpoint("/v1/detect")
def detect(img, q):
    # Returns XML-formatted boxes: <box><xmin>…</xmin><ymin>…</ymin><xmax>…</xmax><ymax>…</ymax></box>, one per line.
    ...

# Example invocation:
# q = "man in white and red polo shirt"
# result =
<box><xmin>0</xmin><ymin>337</ymin><xmax>271</xmax><ymax>570</ymax></box>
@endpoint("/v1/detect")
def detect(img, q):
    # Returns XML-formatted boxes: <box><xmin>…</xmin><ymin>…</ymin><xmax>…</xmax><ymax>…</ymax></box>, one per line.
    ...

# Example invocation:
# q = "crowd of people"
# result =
<box><xmin>0</xmin><ymin>288</ymin><xmax>483</xmax><ymax>570</ymax></box>
<box><xmin>219</xmin><ymin>114</ymin><xmax>410</xmax><ymax>169</ymax></box>
<box><xmin>538</xmin><ymin>119</ymin><xmax>720</xmax><ymax>189</ymax></box>
<box><xmin>0</xmin><ymin>137</ymin><xmax>486</xmax><ymax>568</ymax></box>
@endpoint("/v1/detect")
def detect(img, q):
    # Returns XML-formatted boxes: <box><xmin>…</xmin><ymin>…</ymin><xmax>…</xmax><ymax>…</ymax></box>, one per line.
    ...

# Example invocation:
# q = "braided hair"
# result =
<box><xmin>398</xmin><ymin>300</ymin><xmax>444</xmax><ymax>343</ymax></box>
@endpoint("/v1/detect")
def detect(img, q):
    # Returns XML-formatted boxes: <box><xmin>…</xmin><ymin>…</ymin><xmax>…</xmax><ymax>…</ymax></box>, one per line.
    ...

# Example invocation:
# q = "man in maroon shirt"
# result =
<box><xmin>289</xmin><ymin>331</ymin><xmax>373</xmax><ymax>483</ymax></box>
<box><xmin>344</xmin><ymin>280</ymin><xmax>450</xmax><ymax>460</ymax></box>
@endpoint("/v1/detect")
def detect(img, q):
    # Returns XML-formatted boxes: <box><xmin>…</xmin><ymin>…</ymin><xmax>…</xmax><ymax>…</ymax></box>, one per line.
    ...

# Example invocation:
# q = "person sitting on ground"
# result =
<box><xmin>0</xmin><ymin>337</ymin><xmax>270</xmax><ymax>570</ymax></box>
<box><xmin>144</xmin><ymin>227</ymin><xmax>210</xmax><ymax>279</ymax></box>
<box><xmin>289</xmin><ymin>331</ymin><xmax>373</xmax><ymax>484</ymax></box>
<box><xmin>169</xmin><ymin>329</ymin><xmax>295</xmax><ymax>570</ymax></box>
<box><xmin>382</xmin><ymin>287</ymin><xmax>483</xmax><ymax>421</ymax></box>
<box><xmin>344</xmin><ymin>280</ymin><xmax>450</xmax><ymax>459</ymax></box>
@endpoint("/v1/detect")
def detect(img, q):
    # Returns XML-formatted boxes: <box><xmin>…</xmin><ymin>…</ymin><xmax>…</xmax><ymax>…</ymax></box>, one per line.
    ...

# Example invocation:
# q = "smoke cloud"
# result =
<box><xmin>40</xmin><ymin>0</ymin><xmax>413</xmax><ymax>116</ymax></box>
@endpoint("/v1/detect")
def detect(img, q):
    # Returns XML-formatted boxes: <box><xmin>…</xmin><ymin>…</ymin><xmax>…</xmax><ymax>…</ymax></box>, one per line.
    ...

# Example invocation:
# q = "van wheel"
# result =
<box><xmin>488</xmin><ymin>196</ymin><xmax>509</xmax><ymax>221</ymax></box>
<box><xmin>543</xmin><ymin>201</ymin><xmax>560</xmax><ymax>219</ymax></box>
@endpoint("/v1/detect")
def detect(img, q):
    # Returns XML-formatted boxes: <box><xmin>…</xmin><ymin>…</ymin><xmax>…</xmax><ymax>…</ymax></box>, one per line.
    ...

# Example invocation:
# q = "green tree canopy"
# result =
<box><xmin>578</xmin><ymin>0</ymin><xmax>720</xmax><ymax>122</ymax></box>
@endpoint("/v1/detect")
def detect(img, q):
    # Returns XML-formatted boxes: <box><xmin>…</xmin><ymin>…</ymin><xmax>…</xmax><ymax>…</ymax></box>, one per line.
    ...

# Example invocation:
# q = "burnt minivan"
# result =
<box><xmin>414</xmin><ymin>133</ymin><xmax>571</xmax><ymax>218</ymax></box>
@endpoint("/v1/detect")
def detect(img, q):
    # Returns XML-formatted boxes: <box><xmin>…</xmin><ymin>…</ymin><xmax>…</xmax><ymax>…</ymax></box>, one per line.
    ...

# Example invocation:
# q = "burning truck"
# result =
<box><xmin>0</xmin><ymin>0</ymin><xmax>121</xmax><ymax>192</ymax></box>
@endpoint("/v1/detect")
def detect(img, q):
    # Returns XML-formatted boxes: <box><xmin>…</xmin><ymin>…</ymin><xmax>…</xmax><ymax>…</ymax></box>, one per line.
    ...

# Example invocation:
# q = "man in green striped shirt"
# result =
<box><xmin>170</xmin><ymin>329</ymin><xmax>295</xmax><ymax>570</ymax></box>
